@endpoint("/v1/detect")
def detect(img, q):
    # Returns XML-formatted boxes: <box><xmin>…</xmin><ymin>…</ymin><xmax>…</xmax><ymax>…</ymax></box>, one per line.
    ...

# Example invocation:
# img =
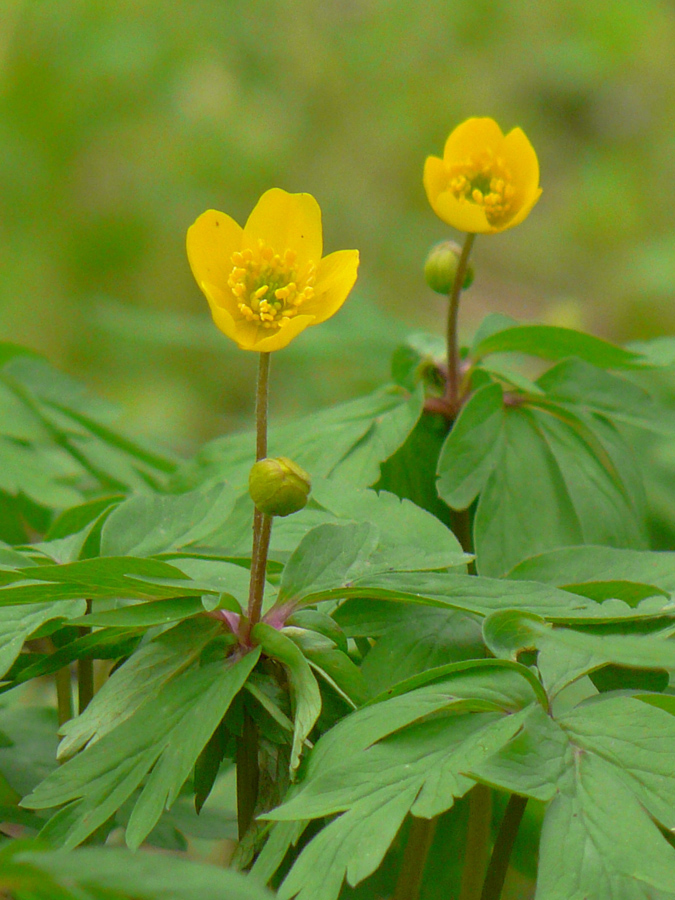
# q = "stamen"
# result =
<box><xmin>446</xmin><ymin>151</ymin><xmax>516</xmax><ymax>225</ymax></box>
<box><xmin>227</xmin><ymin>240</ymin><xmax>316</xmax><ymax>332</ymax></box>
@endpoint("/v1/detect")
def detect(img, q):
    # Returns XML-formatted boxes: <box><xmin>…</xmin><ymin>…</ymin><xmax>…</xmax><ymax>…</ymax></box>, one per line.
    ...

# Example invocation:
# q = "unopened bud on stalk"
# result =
<box><xmin>248</xmin><ymin>457</ymin><xmax>311</xmax><ymax>517</ymax></box>
<box><xmin>424</xmin><ymin>240</ymin><xmax>474</xmax><ymax>294</ymax></box>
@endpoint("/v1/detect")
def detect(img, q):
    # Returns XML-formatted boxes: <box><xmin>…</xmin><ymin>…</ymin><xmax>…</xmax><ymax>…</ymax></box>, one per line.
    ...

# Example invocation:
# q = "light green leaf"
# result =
<box><xmin>57</xmin><ymin>618</ymin><xmax>221</xmax><ymax>759</ymax></box>
<box><xmin>100</xmin><ymin>484</ymin><xmax>237</xmax><ymax>557</ymax></box>
<box><xmin>537</xmin><ymin>357</ymin><xmax>669</xmax><ymax>433</ymax></box>
<box><xmin>474</xmin><ymin>404</ymin><xmax>647</xmax><ymax>577</ymax></box>
<box><xmin>310</xmin><ymin>477</ymin><xmax>467</xmax><ymax>571</ymax></box>
<box><xmin>483</xmin><ymin>609</ymin><xmax>675</xmax><ymax>695</ymax></box>
<box><xmin>269</xmin><ymin>667</ymin><xmax>538</xmax><ymax>900</ymax></box>
<box><xmin>472</xmin><ymin>323</ymin><xmax>647</xmax><ymax>369</ymax></box>
<box><xmin>0</xmin><ymin>599</ymin><xmax>86</xmax><ymax>679</ymax></box>
<box><xmin>360</xmin><ymin>607</ymin><xmax>484</xmax><ymax>697</ymax></box>
<box><xmin>436</xmin><ymin>382</ymin><xmax>504</xmax><ymax>510</ymax></box>
<box><xmin>173</xmin><ymin>384</ymin><xmax>424</xmax><ymax>494</ymax></box>
<box><xmin>17</xmin><ymin>847</ymin><xmax>274</xmax><ymax>900</ymax></box>
<box><xmin>276</xmin><ymin>523</ymin><xmax>379</xmax><ymax>607</ymax></box>
<box><xmin>253</xmin><ymin>623</ymin><xmax>321</xmax><ymax>773</ymax></box>
<box><xmin>509</xmin><ymin>545</ymin><xmax>675</xmax><ymax>592</ymax></box>
<box><xmin>23</xmin><ymin>647</ymin><xmax>260</xmax><ymax>849</ymax></box>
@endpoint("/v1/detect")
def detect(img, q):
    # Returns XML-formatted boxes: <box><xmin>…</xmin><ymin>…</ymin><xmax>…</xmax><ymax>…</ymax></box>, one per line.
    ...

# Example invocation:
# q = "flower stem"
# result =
<box><xmin>245</xmin><ymin>351</ymin><xmax>273</xmax><ymax>635</ymax></box>
<box><xmin>459</xmin><ymin>783</ymin><xmax>493</xmax><ymax>900</ymax></box>
<box><xmin>255</xmin><ymin>351</ymin><xmax>270</xmax><ymax>461</ymax></box>
<box><xmin>480</xmin><ymin>794</ymin><xmax>527</xmax><ymax>900</ymax></box>
<box><xmin>445</xmin><ymin>232</ymin><xmax>476</xmax><ymax>416</ymax></box>
<box><xmin>392</xmin><ymin>816</ymin><xmax>438</xmax><ymax>900</ymax></box>
<box><xmin>238</xmin><ymin>351</ymin><xmax>273</xmax><ymax>843</ymax></box>
<box><xmin>236</xmin><ymin>710</ymin><xmax>260</xmax><ymax>841</ymax></box>
<box><xmin>55</xmin><ymin>667</ymin><xmax>73</xmax><ymax>727</ymax></box>
<box><xmin>78</xmin><ymin>599</ymin><xmax>94</xmax><ymax>714</ymax></box>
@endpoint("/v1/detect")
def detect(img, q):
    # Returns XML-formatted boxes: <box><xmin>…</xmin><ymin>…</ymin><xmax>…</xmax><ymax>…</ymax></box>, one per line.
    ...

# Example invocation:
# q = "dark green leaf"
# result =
<box><xmin>16</xmin><ymin>847</ymin><xmax>274</xmax><ymax>899</ymax></box>
<box><xmin>23</xmin><ymin>648</ymin><xmax>260</xmax><ymax>849</ymax></box>
<box><xmin>252</xmin><ymin>623</ymin><xmax>321</xmax><ymax>772</ymax></box>
<box><xmin>472</xmin><ymin>323</ymin><xmax>647</xmax><ymax>369</ymax></box>
<box><xmin>436</xmin><ymin>382</ymin><xmax>504</xmax><ymax>510</ymax></box>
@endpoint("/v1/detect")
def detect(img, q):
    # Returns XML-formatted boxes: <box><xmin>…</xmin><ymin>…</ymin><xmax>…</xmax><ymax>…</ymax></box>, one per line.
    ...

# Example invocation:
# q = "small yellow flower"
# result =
<box><xmin>187</xmin><ymin>188</ymin><xmax>359</xmax><ymax>352</ymax></box>
<box><xmin>424</xmin><ymin>117</ymin><xmax>542</xmax><ymax>234</ymax></box>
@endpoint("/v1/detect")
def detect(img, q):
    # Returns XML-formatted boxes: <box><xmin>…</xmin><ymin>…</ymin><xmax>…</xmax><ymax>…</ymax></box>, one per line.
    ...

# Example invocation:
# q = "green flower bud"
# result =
<box><xmin>248</xmin><ymin>457</ymin><xmax>311</xmax><ymax>517</ymax></box>
<box><xmin>424</xmin><ymin>240</ymin><xmax>474</xmax><ymax>294</ymax></box>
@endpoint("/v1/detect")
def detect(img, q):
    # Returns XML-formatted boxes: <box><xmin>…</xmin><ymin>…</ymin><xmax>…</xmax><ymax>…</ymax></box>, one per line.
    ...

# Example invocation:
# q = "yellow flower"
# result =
<box><xmin>423</xmin><ymin>117</ymin><xmax>542</xmax><ymax>234</ymax></box>
<box><xmin>187</xmin><ymin>188</ymin><xmax>359</xmax><ymax>352</ymax></box>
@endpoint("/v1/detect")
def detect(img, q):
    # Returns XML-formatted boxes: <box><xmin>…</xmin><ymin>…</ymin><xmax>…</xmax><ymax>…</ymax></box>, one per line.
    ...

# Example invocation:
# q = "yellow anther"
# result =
<box><xmin>471</xmin><ymin>189</ymin><xmax>484</xmax><ymax>205</ymax></box>
<box><xmin>226</xmin><ymin>242</ymin><xmax>318</xmax><ymax>331</ymax></box>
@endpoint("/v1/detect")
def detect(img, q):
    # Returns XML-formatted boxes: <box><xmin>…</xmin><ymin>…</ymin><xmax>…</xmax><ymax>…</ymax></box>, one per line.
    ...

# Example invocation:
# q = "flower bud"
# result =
<box><xmin>248</xmin><ymin>457</ymin><xmax>311</xmax><ymax>517</ymax></box>
<box><xmin>424</xmin><ymin>241</ymin><xmax>474</xmax><ymax>294</ymax></box>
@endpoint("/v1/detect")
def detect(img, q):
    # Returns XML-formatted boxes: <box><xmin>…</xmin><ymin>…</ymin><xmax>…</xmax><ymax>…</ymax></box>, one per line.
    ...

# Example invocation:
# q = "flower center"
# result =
<box><xmin>227</xmin><ymin>241</ymin><xmax>316</xmax><ymax>330</ymax></box>
<box><xmin>446</xmin><ymin>151</ymin><xmax>516</xmax><ymax>226</ymax></box>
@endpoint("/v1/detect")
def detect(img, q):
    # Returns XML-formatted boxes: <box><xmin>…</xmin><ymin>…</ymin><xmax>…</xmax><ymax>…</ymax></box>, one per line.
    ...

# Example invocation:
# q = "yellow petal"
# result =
<box><xmin>201</xmin><ymin>281</ymin><xmax>248</xmax><ymax>343</ymax></box>
<box><xmin>186</xmin><ymin>210</ymin><xmax>244</xmax><ymax>294</ymax></box>
<box><xmin>443</xmin><ymin>117</ymin><xmax>505</xmax><ymax>163</ymax></box>
<box><xmin>304</xmin><ymin>249</ymin><xmax>359</xmax><ymax>325</ymax></box>
<box><xmin>251</xmin><ymin>315</ymin><xmax>316</xmax><ymax>352</ymax></box>
<box><xmin>423</xmin><ymin>155</ymin><xmax>448</xmax><ymax>206</ymax></box>
<box><xmin>430</xmin><ymin>189</ymin><xmax>491</xmax><ymax>234</ymax></box>
<box><xmin>243</xmin><ymin>188</ymin><xmax>322</xmax><ymax>266</ymax></box>
<box><xmin>502</xmin><ymin>187</ymin><xmax>543</xmax><ymax>231</ymax></box>
<box><xmin>501</xmin><ymin>127</ymin><xmax>542</xmax><ymax>228</ymax></box>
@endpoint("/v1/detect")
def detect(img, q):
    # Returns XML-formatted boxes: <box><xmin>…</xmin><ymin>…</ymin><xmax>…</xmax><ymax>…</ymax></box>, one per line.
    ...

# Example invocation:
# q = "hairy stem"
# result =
<box><xmin>480</xmin><ymin>794</ymin><xmax>527</xmax><ymax>900</ymax></box>
<box><xmin>238</xmin><ymin>351</ymin><xmax>273</xmax><ymax>841</ymax></box>
<box><xmin>459</xmin><ymin>784</ymin><xmax>493</xmax><ymax>900</ymax></box>
<box><xmin>78</xmin><ymin>598</ymin><xmax>94</xmax><ymax>714</ymax></box>
<box><xmin>445</xmin><ymin>232</ymin><xmax>476</xmax><ymax>416</ymax></box>
<box><xmin>55</xmin><ymin>666</ymin><xmax>73</xmax><ymax>727</ymax></box>
<box><xmin>255</xmin><ymin>352</ymin><xmax>270</xmax><ymax>461</ymax></box>
<box><xmin>393</xmin><ymin>816</ymin><xmax>439</xmax><ymax>900</ymax></box>
<box><xmin>236</xmin><ymin>711</ymin><xmax>260</xmax><ymax>841</ymax></box>
<box><xmin>246</xmin><ymin>511</ymin><xmax>273</xmax><ymax>630</ymax></box>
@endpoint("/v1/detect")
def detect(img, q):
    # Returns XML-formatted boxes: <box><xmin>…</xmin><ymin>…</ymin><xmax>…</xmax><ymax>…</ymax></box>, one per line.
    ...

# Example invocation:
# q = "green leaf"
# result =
<box><xmin>536</xmin><ymin>698</ymin><xmax>675</xmax><ymax>899</ymax></box>
<box><xmin>537</xmin><ymin>357</ymin><xmax>669</xmax><ymax>433</ymax></box>
<box><xmin>268</xmin><ymin>666</ymin><xmax>539</xmax><ymax>900</ymax></box>
<box><xmin>16</xmin><ymin>846</ymin><xmax>274</xmax><ymax>899</ymax></box>
<box><xmin>483</xmin><ymin>609</ymin><xmax>675</xmax><ymax>695</ymax></box>
<box><xmin>471</xmin><ymin>323</ymin><xmax>647</xmax><ymax>369</ymax></box>
<box><xmin>252</xmin><ymin>623</ymin><xmax>321</xmax><ymax>773</ymax></box>
<box><xmin>0</xmin><ymin>599</ymin><xmax>86</xmax><ymax>679</ymax></box>
<box><xmin>330</xmin><ymin>570</ymin><xmax>674</xmax><ymax>624</ymax></box>
<box><xmin>70</xmin><ymin>596</ymin><xmax>211</xmax><ymax>629</ymax></box>
<box><xmin>309</xmin><ymin>477</ymin><xmax>467</xmax><ymax>571</ymax></box>
<box><xmin>45</xmin><ymin>495</ymin><xmax>124</xmax><ymax>541</ymax></box>
<box><xmin>100</xmin><ymin>484</ymin><xmax>237</xmax><ymax>557</ymax></box>
<box><xmin>57</xmin><ymin>618</ymin><xmax>221</xmax><ymax>760</ymax></box>
<box><xmin>436</xmin><ymin>382</ymin><xmax>504</xmax><ymax>510</ymax></box>
<box><xmin>473</xmin><ymin>404</ymin><xmax>647</xmax><ymax>577</ymax></box>
<box><xmin>376</xmin><ymin>411</ymin><xmax>454</xmax><ymax>525</ymax></box>
<box><xmin>276</xmin><ymin>523</ymin><xmax>379</xmax><ymax>608</ymax></box>
<box><xmin>360</xmin><ymin>608</ymin><xmax>485</xmax><ymax>697</ymax></box>
<box><xmin>0</xmin><ymin>435</ymin><xmax>84</xmax><ymax>509</ymax></box>
<box><xmin>173</xmin><ymin>384</ymin><xmax>424</xmax><ymax>494</ymax></box>
<box><xmin>23</xmin><ymin>647</ymin><xmax>260</xmax><ymax>849</ymax></box>
<box><xmin>0</xmin><ymin>706</ymin><xmax>59</xmax><ymax>797</ymax></box>
<box><xmin>508</xmin><ymin>545</ymin><xmax>675</xmax><ymax>592</ymax></box>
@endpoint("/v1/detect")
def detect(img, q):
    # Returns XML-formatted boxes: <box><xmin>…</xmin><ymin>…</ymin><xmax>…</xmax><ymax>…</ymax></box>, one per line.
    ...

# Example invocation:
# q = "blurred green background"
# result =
<box><xmin>2</xmin><ymin>0</ymin><xmax>675</xmax><ymax>454</ymax></box>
